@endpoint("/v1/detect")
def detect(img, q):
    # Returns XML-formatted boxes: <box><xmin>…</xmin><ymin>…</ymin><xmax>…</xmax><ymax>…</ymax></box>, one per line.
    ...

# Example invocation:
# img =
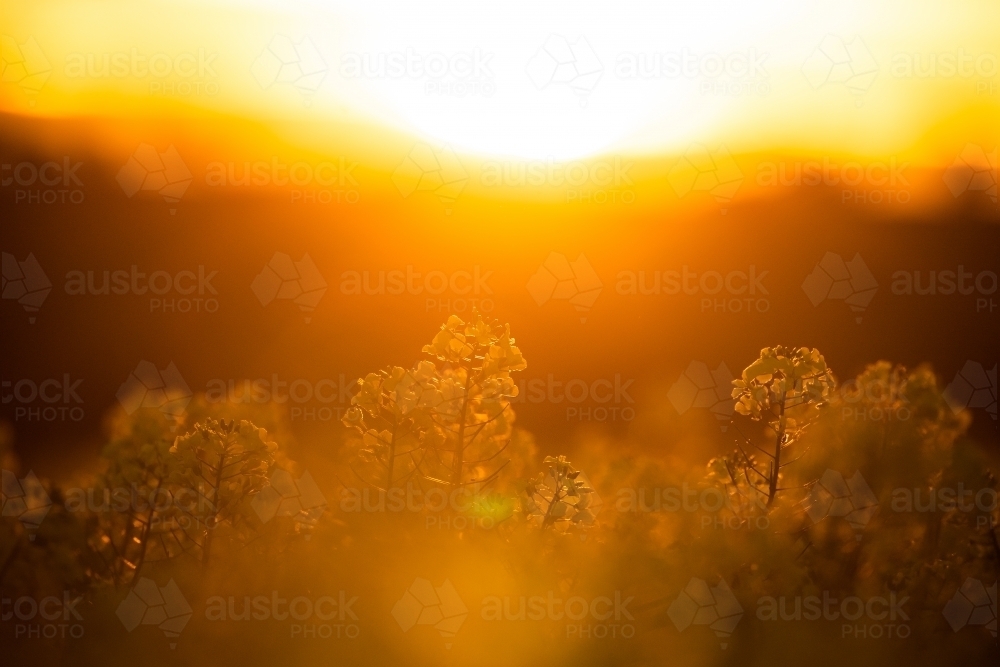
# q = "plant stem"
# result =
<box><xmin>202</xmin><ymin>437</ymin><xmax>229</xmax><ymax>568</ymax></box>
<box><xmin>767</xmin><ymin>389</ymin><xmax>786</xmax><ymax>508</ymax></box>
<box><xmin>451</xmin><ymin>370</ymin><xmax>474</xmax><ymax>487</ymax></box>
<box><xmin>386</xmin><ymin>417</ymin><xmax>398</xmax><ymax>489</ymax></box>
<box><xmin>131</xmin><ymin>475</ymin><xmax>163</xmax><ymax>584</ymax></box>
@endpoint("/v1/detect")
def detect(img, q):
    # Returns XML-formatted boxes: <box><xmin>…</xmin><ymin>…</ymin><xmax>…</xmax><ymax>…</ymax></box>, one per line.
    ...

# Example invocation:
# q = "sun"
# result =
<box><xmin>322</xmin><ymin>0</ymin><xmax>806</xmax><ymax>160</ymax></box>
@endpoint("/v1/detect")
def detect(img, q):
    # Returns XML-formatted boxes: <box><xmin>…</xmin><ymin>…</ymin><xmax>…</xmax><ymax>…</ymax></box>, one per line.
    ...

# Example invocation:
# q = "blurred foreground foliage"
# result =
<box><xmin>1</xmin><ymin>317</ymin><xmax>997</xmax><ymax>667</ymax></box>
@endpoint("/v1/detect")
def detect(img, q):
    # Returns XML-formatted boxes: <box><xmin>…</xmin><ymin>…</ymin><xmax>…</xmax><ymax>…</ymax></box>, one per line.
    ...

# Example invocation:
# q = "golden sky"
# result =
<box><xmin>3</xmin><ymin>0</ymin><xmax>998</xmax><ymax>166</ymax></box>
